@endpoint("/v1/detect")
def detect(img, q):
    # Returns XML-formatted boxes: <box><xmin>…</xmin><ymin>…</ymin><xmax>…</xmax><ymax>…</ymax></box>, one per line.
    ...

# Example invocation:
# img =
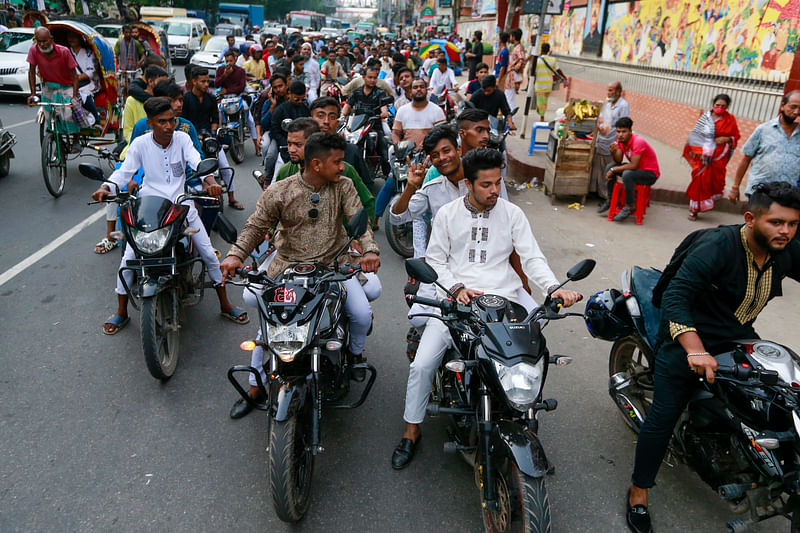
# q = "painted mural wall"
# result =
<box><xmin>549</xmin><ymin>0</ymin><xmax>800</xmax><ymax>81</ymax></box>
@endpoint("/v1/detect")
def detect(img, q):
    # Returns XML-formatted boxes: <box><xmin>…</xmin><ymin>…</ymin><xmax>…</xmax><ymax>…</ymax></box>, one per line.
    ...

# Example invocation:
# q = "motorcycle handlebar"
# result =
<box><xmin>407</xmin><ymin>294</ymin><xmax>448</xmax><ymax>309</ymax></box>
<box><xmin>716</xmin><ymin>363</ymin><xmax>780</xmax><ymax>385</ymax></box>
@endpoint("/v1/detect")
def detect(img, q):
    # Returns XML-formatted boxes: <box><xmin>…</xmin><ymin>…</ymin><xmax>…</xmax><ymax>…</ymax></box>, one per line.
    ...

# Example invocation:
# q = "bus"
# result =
<box><xmin>325</xmin><ymin>16</ymin><xmax>344</xmax><ymax>30</ymax></box>
<box><xmin>287</xmin><ymin>10</ymin><xmax>326</xmax><ymax>31</ymax></box>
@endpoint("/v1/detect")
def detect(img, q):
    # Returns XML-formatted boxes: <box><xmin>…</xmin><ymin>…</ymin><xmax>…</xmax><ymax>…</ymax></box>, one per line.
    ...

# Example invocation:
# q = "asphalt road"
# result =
<box><xmin>1</xmin><ymin>88</ymin><xmax>799</xmax><ymax>533</ymax></box>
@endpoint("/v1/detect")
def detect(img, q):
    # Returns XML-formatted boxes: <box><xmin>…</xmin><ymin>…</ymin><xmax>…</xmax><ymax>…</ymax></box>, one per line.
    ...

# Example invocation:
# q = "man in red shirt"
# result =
<box><xmin>26</xmin><ymin>27</ymin><xmax>79</xmax><ymax>106</ymax></box>
<box><xmin>215</xmin><ymin>51</ymin><xmax>246</xmax><ymax>95</ymax></box>
<box><xmin>598</xmin><ymin>116</ymin><xmax>660</xmax><ymax>222</ymax></box>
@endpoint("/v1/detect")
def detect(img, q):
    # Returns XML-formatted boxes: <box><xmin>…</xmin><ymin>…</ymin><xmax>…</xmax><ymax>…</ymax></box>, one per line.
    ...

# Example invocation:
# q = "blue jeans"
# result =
<box><xmin>375</xmin><ymin>175</ymin><xmax>396</xmax><ymax>217</ymax></box>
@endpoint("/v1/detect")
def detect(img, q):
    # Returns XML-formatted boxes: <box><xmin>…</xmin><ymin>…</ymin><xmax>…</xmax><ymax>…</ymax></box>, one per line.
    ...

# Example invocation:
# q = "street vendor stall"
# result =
<box><xmin>542</xmin><ymin>98</ymin><xmax>602</xmax><ymax>204</ymax></box>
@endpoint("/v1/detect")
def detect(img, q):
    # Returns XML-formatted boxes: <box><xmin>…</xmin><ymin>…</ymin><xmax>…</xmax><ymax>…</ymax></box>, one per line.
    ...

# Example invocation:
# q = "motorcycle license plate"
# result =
<box><xmin>126</xmin><ymin>257</ymin><xmax>176</xmax><ymax>267</ymax></box>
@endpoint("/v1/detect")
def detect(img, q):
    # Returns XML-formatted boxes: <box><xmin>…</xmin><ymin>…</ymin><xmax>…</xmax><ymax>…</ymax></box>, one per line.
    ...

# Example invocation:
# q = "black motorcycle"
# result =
<box><xmin>585</xmin><ymin>266</ymin><xmax>800</xmax><ymax>532</ymax></box>
<box><xmin>226</xmin><ymin>208</ymin><xmax>377</xmax><ymax>523</ymax></box>
<box><xmin>81</xmin><ymin>159</ymin><xmax>231</xmax><ymax>380</ymax></box>
<box><xmin>405</xmin><ymin>257</ymin><xmax>594</xmax><ymax>533</ymax></box>
<box><xmin>384</xmin><ymin>139</ymin><xmax>425</xmax><ymax>258</ymax></box>
<box><xmin>191</xmin><ymin>131</ymin><xmax>237</xmax><ymax>239</ymax></box>
<box><xmin>342</xmin><ymin>95</ymin><xmax>394</xmax><ymax>184</ymax></box>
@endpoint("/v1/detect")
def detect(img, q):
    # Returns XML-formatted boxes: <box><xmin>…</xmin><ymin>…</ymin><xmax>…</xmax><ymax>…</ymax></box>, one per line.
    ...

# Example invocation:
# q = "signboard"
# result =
<box><xmin>522</xmin><ymin>0</ymin><xmax>565</xmax><ymax>15</ymax></box>
<box><xmin>439</xmin><ymin>0</ymin><xmax>451</xmax><ymax>7</ymax></box>
<box><xmin>421</xmin><ymin>7</ymin><xmax>434</xmax><ymax>17</ymax></box>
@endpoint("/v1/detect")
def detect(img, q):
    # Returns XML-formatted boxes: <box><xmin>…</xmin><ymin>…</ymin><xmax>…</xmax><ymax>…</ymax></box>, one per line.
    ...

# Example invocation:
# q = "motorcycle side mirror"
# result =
<box><xmin>509</xmin><ymin>107</ymin><xmax>519</xmax><ymax>117</ymax></box>
<box><xmin>281</xmin><ymin>118</ymin><xmax>293</xmax><ymax>132</ymax></box>
<box><xmin>346</xmin><ymin>208</ymin><xmax>369</xmax><ymax>239</ymax></box>
<box><xmin>79</xmin><ymin>163</ymin><xmax>106</xmax><ymax>182</ymax></box>
<box><xmin>195</xmin><ymin>158</ymin><xmax>219</xmax><ymax>177</ymax></box>
<box><xmin>566</xmin><ymin>259</ymin><xmax>596</xmax><ymax>281</ymax></box>
<box><xmin>405</xmin><ymin>258</ymin><xmax>438</xmax><ymax>284</ymax></box>
<box><xmin>380</xmin><ymin>95</ymin><xmax>394</xmax><ymax>106</ymax></box>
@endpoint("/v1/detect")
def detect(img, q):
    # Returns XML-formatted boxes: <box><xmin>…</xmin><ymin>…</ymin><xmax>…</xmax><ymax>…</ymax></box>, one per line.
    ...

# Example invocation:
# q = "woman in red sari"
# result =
<box><xmin>683</xmin><ymin>94</ymin><xmax>740</xmax><ymax>220</ymax></box>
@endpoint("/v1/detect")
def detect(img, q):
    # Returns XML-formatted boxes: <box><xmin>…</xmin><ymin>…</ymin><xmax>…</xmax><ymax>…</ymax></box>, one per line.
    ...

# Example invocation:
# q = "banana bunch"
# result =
<box><xmin>571</xmin><ymin>100</ymin><xmax>600</xmax><ymax>121</ymax></box>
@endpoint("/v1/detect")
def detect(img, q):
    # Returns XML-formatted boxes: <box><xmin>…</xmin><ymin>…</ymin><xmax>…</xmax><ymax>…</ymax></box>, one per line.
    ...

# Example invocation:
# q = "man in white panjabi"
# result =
<box><xmin>390</xmin><ymin>148</ymin><xmax>582</xmax><ymax>470</ymax></box>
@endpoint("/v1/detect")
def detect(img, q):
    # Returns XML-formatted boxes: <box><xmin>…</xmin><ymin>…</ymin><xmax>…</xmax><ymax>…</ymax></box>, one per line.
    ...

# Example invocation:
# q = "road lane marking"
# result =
<box><xmin>0</xmin><ymin>210</ymin><xmax>105</xmax><ymax>288</ymax></box>
<box><xmin>4</xmin><ymin>119</ymin><xmax>36</xmax><ymax>130</ymax></box>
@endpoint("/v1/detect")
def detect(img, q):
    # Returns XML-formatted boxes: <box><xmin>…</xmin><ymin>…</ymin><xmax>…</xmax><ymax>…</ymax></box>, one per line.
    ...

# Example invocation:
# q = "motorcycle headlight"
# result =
<box><xmin>490</xmin><ymin>132</ymin><xmax>503</xmax><ymax>144</ymax></box>
<box><xmin>267</xmin><ymin>323</ymin><xmax>309</xmax><ymax>362</ymax></box>
<box><xmin>222</xmin><ymin>101</ymin><xmax>240</xmax><ymax>115</ymax></box>
<box><xmin>131</xmin><ymin>227</ymin><xmax>170</xmax><ymax>255</ymax></box>
<box><xmin>346</xmin><ymin>132</ymin><xmax>360</xmax><ymax>144</ymax></box>
<box><xmin>494</xmin><ymin>359</ymin><xmax>545</xmax><ymax>410</ymax></box>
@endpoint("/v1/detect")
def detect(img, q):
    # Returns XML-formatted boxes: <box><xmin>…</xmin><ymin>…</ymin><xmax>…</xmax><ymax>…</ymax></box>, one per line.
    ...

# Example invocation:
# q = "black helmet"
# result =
<box><xmin>584</xmin><ymin>289</ymin><xmax>632</xmax><ymax>341</ymax></box>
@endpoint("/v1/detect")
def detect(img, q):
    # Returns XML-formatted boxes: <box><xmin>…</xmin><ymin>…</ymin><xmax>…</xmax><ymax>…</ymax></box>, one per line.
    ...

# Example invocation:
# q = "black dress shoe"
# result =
<box><xmin>391</xmin><ymin>435</ymin><xmax>421</xmax><ymax>470</ymax></box>
<box><xmin>230</xmin><ymin>397</ymin><xmax>255</xmax><ymax>419</ymax></box>
<box><xmin>350</xmin><ymin>352</ymin><xmax>367</xmax><ymax>382</ymax></box>
<box><xmin>626</xmin><ymin>490</ymin><xmax>653</xmax><ymax>533</ymax></box>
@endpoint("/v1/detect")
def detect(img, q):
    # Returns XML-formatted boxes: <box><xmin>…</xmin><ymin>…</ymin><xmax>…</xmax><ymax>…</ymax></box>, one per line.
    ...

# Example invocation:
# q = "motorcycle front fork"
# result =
<box><xmin>311</xmin><ymin>346</ymin><xmax>323</xmax><ymax>455</ymax></box>
<box><xmin>478</xmin><ymin>385</ymin><xmax>498</xmax><ymax>510</ymax></box>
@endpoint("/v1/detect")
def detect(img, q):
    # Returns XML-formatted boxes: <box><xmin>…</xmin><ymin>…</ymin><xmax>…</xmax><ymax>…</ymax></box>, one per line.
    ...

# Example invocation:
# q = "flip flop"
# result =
<box><xmin>228</xmin><ymin>201</ymin><xmax>245</xmax><ymax>210</ymax></box>
<box><xmin>221</xmin><ymin>307</ymin><xmax>249</xmax><ymax>324</ymax></box>
<box><xmin>103</xmin><ymin>314</ymin><xmax>130</xmax><ymax>335</ymax></box>
<box><xmin>94</xmin><ymin>237</ymin><xmax>119</xmax><ymax>254</ymax></box>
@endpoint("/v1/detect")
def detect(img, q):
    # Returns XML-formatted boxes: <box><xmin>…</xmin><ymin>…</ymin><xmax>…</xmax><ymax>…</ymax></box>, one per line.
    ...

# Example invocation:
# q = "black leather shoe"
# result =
<box><xmin>350</xmin><ymin>352</ymin><xmax>367</xmax><ymax>382</ymax></box>
<box><xmin>626</xmin><ymin>490</ymin><xmax>653</xmax><ymax>533</ymax></box>
<box><xmin>230</xmin><ymin>397</ymin><xmax>254</xmax><ymax>419</ymax></box>
<box><xmin>597</xmin><ymin>200</ymin><xmax>611</xmax><ymax>214</ymax></box>
<box><xmin>391</xmin><ymin>435</ymin><xmax>421</xmax><ymax>470</ymax></box>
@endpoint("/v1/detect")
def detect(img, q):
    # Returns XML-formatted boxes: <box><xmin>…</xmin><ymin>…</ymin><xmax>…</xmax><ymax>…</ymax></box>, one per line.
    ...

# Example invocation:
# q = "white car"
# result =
<box><xmin>94</xmin><ymin>24</ymin><xmax>122</xmax><ymax>49</ymax></box>
<box><xmin>189</xmin><ymin>35</ymin><xmax>245</xmax><ymax>81</ymax></box>
<box><xmin>164</xmin><ymin>17</ymin><xmax>207</xmax><ymax>62</ymax></box>
<box><xmin>0</xmin><ymin>28</ymin><xmax>35</xmax><ymax>96</ymax></box>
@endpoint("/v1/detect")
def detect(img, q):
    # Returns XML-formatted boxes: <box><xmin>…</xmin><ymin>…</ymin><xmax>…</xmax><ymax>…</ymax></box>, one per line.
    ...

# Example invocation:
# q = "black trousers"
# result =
<box><xmin>605</xmin><ymin>163</ymin><xmax>658</xmax><ymax>208</ymax></box>
<box><xmin>631</xmin><ymin>341</ymin><xmax>699</xmax><ymax>488</ymax></box>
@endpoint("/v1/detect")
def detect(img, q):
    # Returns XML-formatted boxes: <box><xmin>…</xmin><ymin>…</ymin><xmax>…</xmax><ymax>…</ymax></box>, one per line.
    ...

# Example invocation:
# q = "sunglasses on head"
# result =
<box><xmin>308</xmin><ymin>192</ymin><xmax>320</xmax><ymax>219</ymax></box>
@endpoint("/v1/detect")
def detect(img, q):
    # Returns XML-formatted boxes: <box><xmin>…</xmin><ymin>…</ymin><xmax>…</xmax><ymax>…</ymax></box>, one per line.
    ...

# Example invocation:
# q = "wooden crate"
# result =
<box><xmin>543</xmin><ymin>136</ymin><xmax>597</xmax><ymax>203</ymax></box>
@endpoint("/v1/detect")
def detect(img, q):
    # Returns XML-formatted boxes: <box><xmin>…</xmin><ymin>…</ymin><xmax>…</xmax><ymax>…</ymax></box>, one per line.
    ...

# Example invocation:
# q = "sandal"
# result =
<box><xmin>221</xmin><ymin>306</ymin><xmax>249</xmax><ymax>324</ymax></box>
<box><xmin>688</xmin><ymin>211</ymin><xmax>698</xmax><ymax>221</ymax></box>
<box><xmin>228</xmin><ymin>200</ymin><xmax>244</xmax><ymax>210</ymax></box>
<box><xmin>94</xmin><ymin>237</ymin><xmax>119</xmax><ymax>254</ymax></box>
<box><xmin>103</xmin><ymin>314</ymin><xmax>130</xmax><ymax>335</ymax></box>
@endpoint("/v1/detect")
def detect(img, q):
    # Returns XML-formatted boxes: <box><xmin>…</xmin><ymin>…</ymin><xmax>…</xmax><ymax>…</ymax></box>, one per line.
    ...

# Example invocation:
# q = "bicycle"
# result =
<box><xmin>32</xmin><ymin>96</ymin><xmax>75</xmax><ymax>197</ymax></box>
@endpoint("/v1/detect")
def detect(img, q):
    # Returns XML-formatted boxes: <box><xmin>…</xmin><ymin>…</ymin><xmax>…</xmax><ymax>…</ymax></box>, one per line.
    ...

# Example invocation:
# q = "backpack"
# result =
<box><xmin>652</xmin><ymin>225</ymin><xmax>740</xmax><ymax>308</ymax></box>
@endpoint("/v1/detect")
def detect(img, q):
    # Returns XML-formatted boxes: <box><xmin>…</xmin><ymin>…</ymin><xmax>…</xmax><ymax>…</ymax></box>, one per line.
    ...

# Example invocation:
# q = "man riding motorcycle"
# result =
<box><xmin>625</xmin><ymin>181</ymin><xmax>800</xmax><ymax>533</ymax></box>
<box><xmin>390</xmin><ymin>147</ymin><xmax>581</xmax><ymax>469</ymax></box>
<box><xmin>91</xmin><ymin>97</ymin><xmax>249</xmax><ymax>335</ymax></box>
<box><xmin>341</xmin><ymin>65</ymin><xmax>391</xmax><ymax>179</ymax></box>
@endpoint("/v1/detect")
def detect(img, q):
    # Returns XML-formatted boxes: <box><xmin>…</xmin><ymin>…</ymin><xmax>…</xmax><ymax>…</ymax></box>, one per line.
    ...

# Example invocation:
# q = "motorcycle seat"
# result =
<box><xmin>630</xmin><ymin>266</ymin><xmax>662</xmax><ymax>350</ymax></box>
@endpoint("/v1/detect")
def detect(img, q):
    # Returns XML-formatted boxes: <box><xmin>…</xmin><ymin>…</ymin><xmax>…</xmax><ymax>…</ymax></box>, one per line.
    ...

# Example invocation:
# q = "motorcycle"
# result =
<box><xmin>384</xmin><ymin>139</ymin><xmax>425</xmax><ymax>258</ymax></box>
<box><xmin>432</xmin><ymin>86</ymin><xmax>456</xmax><ymax>123</ymax></box>
<box><xmin>226</xmin><ymin>208</ymin><xmax>377</xmax><ymax>523</ymax></box>
<box><xmin>405</xmin><ymin>257</ymin><xmax>594</xmax><ymax>533</ymax></box>
<box><xmin>190</xmin><ymin>130</ymin><xmax>237</xmax><ymax>239</ymax></box>
<box><xmin>321</xmin><ymin>72</ymin><xmax>347</xmax><ymax>106</ymax></box>
<box><xmin>488</xmin><ymin>111</ymin><xmax>515</xmax><ymax>151</ymax></box>
<box><xmin>0</xmin><ymin>118</ymin><xmax>17</xmax><ymax>178</ymax></box>
<box><xmin>217</xmin><ymin>90</ymin><xmax>248</xmax><ymax>164</ymax></box>
<box><xmin>343</xmin><ymin>95</ymin><xmax>394</xmax><ymax>184</ymax></box>
<box><xmin>585</xmin><ymin>266</ymin><xmax>800</xmax><ymax>532</ymax></box>
<box><xmin>81</xmin><ymin>158</ymin><xmax>229</xmax><ymax>380</ymax></box>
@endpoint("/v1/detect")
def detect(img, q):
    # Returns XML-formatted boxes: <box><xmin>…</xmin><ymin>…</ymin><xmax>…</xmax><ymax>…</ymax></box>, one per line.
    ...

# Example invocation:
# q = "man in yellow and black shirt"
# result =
<box><xmin>626</xmin><ymin>181</ymin><xmax>800</xmax><ymax>533</ymax></box>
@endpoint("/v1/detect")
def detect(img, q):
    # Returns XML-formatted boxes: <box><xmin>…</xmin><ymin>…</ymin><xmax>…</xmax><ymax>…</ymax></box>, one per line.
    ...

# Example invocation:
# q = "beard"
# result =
<box><xmin>782</xmin><ymin>111</ymin><xmax>797</xmax><ymax>125</ymax></box>
<box><xmin>38</xmin><ymin>44</ymin><xmax>54</xmax><ymax>54</ymax></box>
<box><xmin>412</xmin><ymin>94</ymin><xmax>427</xmax><ymax>102</ymax></box>
<box><xmin>753</xmin><ymin>224</ymin><xmax>788</xmax><ymax>254</ymax></box>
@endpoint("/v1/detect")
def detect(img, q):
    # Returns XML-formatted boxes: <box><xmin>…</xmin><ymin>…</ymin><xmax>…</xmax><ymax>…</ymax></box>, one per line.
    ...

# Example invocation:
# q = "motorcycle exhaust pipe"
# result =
<box><xmin>718</xmin><ymin>483</ymin><xmax>755</xmax><ymax>501</ymax></box>
<box><xmin>609</xmin><ymin>372</ymin><xmax>645</xmax><ymax>430</ymax></box>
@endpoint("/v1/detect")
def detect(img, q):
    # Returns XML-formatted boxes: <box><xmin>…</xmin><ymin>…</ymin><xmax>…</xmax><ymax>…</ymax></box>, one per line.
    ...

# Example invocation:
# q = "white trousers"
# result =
<box><xmin>403</xmin><ymin>287</ymin><xmax>536</xmax><ymax>424</ymax></box>
<box><xmin>115</xmin><ymin>204</ymin><xmax>222</xmax><ymax>295</ymax></box>
<box><xmin>217</xmin><ymin>148</ymin><xmax>234</xmax><ymax>192</ymax></box>
<box><xmin>243</xmin><ymin>250</ymin><xmax>381</xmax><ymax>386</ymax></box>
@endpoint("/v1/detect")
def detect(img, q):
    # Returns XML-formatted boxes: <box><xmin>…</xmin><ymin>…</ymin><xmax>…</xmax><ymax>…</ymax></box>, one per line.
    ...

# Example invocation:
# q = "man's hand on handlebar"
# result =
<box><xmin>455</xmin><ymin>287</ymin><xmax>484</xmax><ymax>305</ymax></box>
<box><xmin>688</xmin><ymin>354</ymin><xmax>718</xmax><ymax>383</ymax></box>
<box><xmin>359</xmin><ymin>252</ymin><xmax>380</xmax><ymax>273</ymax></box>
<box><xmin>550</xmin><ymin>289</ymin><xmax>582</xmax><ymax>307</ymax></box>
<box><xmin>205</xmin><ymin>183</ymin><xmax>223</xmax><ymax>197</ymax></box>
<box><xmin>219</xmin><ymin>255</ymin><xmax>244</xmax><ymax>286</ymax></box>
<box><xmin>91</xmin><ymin>186</ymin><xmax>111</xmax><ymax>202</ymax></box>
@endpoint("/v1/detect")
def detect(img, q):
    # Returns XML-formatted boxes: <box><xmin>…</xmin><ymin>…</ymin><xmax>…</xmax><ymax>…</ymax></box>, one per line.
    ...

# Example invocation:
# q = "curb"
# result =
<box><xmin>506</xmin><ymin>147</ymin><xmax>747</xmax><ymax>215</ymax></box>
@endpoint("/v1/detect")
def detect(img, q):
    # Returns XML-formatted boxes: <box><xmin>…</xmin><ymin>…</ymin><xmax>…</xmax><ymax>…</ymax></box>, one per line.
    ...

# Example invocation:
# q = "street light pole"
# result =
<box><xmin>520</xmin><ymin>0</ymin><xmax>548</xmax><ymax>139</ymax></box>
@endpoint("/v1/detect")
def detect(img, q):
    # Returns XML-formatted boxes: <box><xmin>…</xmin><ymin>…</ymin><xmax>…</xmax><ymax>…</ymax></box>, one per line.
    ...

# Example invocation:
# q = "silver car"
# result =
<box><xmin>0</xmin><ymin>28</ymin><xmax>36</xmax><ymax>96</ymax></box>
<box><xmin>189</xmin><ymin>35</ymin><xmax>245</xmax><ymax>82</ymax></box>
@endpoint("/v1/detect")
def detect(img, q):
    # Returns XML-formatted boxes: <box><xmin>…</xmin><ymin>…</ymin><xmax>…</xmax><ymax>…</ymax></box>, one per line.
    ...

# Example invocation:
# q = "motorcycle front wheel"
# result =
<box><xmin>269</xmin><ymin>410</ymin><xmax>314</xmax><ymax>522</ymax></box>
<box><xmin>481</xmin><ymin>462</ymin><xmax>552</xmax><ymax>533</ymax></box>
<box><xmin>140</xmin><ymin>290</ymin><xmax>180</xmax><ymax>380</ymax></box>
<box><xmin>229</xmin><ymin>137</ymin><xmax>245</xmax><ymax>164</ymax></box>
<box><xmin>609</xmin><ymin>335</ymin><xmax>654</xmax><ymax>432</ymax></box>
<box><xmin>384</xmin><ymin>205</ymin><xmax>415</xmax><ymax>258</ymax></box>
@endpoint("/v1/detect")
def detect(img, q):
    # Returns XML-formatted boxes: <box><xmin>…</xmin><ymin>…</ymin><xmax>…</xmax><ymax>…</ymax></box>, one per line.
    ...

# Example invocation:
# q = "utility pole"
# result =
<box><xmin>520</xmin><ymin>0</ymin><xmax>548</xmax><ymax>139</ymax></box>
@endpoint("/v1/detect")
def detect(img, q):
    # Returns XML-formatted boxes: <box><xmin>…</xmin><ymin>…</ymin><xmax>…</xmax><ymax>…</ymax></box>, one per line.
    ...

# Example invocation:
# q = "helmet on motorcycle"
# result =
<box><xmin>583</xmin><ymin>289</ymin><xmax>633</xmax><ymax>341</ymax></box>
<box><xmin>249</xmin><ymin>44</ymin><xmax>263</xmax><ymax>56</ymax></box>
<box><xmin>239</xmin><ymin>43</ymin><xmax>250</xmax><ymax>56</ymax></box>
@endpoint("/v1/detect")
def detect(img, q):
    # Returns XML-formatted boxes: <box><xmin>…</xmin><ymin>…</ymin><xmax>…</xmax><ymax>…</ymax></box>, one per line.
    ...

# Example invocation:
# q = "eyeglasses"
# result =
<box><xmin>308</xmin><ymin>192</ymin><xmax>320</xmax><ymax>220</ymax></box>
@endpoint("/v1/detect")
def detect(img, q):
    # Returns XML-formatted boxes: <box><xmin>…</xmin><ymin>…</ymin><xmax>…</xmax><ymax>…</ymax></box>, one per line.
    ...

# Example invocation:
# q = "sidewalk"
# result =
<box><xmin>502</xmin><ymin>89</ymin><xmax>745</xmax><ymax>214</ymax></box>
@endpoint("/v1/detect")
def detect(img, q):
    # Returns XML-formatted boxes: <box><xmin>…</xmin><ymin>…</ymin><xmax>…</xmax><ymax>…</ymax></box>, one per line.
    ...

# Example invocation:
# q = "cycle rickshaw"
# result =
<box><xmin>34</xmin><ymin>20</ymin><xmax>121</xmax><ymax>197</ymax></box>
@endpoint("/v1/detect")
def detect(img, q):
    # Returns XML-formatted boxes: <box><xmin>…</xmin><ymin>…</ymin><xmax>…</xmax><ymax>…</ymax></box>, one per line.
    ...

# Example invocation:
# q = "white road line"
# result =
<box><xmin>4</xmin><ymin>118</ymin><xmax>36</xmax><ymax>130</ymax></box>
<box><xmin>0</xmin><ymin>210</ymin><xmax>105</xmax><ymax>288</ymax></box>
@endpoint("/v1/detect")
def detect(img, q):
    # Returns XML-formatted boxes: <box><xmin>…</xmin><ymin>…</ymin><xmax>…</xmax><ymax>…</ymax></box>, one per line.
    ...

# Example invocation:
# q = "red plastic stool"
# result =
<box><xmin>607</xmin><ymin>182</ymin><xmax>651</xmax><ymax>225</ymax></box>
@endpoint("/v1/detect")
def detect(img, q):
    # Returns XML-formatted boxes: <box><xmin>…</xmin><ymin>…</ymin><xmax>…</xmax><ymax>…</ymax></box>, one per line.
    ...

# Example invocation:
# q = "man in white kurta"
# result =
<box><xmin>391</xmin><ymin>147</ymin><xmax>581</xmax><ymax>469</ymax></box>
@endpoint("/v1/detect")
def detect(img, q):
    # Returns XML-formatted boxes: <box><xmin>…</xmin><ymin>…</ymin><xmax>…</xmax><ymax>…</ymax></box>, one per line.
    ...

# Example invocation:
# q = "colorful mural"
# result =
<box><xmin>553</xmin><ymin>0</ymin><xmax>800</xmax><ymax>81</ymax></box>
<box><xmin>582</xmin><ymin>0</ymin><xmax>608</xmax><ymax>56</ymax></box>
<box><xmin>549</xmin><ymin>6</ymin><xmax>587</xmax><ymax>56</ymax></box>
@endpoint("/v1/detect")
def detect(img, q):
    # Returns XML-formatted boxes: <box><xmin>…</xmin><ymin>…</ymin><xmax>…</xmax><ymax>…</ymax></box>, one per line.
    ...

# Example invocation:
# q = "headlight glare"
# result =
<box><xmin>494</xmin><ymin>359</ymin><xmax>544</xmax><ymax>410</ymax></box>
<box><xmin>267</xmin><ymin>323</ymin><xmax>309</xmax><ymax>362</ymax></box>
<box><xmin>223</xmin><ymin>101</ymin><xmax>240</xmax><ymax>115</ymax></box>
<box><xmin>131</xmin><ymin>227</ymin><xmax>170</xmax><ymax>254</ymax></box>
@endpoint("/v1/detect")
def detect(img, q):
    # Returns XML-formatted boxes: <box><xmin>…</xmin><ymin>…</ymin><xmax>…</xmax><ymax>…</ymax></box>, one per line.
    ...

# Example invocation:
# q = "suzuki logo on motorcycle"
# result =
<box><xmin>274</xmin><ymin>287</ymin><xmax>297</xmax><ymax>303</ymax></box>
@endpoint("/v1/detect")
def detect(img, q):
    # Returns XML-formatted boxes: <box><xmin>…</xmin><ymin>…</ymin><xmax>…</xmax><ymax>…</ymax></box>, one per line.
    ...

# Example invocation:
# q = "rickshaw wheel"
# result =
<box><xmin>42</xmin><ymin>132</ymin><xmax>67</xmax><ymax>197</ymax></box>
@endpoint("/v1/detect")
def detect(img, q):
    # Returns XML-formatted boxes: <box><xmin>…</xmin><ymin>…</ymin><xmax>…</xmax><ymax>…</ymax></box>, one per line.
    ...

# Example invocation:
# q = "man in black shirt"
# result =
<box><xmin>625</xmin><ymin>182</ymin><xmax>800</xmax><ymax>533</ymax></box>
<box><xmin>270</xmin><ymin>80</ymin><xmax>310</xmax><ymax>165</ymax></box>
<box><xmin>181</xmin><ymin>67</ymin><xmax>217</xmax><ymax>132</ymax></box>
<box><xmin>469</xmin><ymin>74</ymin><xmax>516</xmax><ymax>130</ymax></box>
<box><xmin>342</xmin><ymin>66</ymin><xmax>390</xmax><ymax>177</ymax></box>
<box><xmin>465</xmin><ymin>30</ymin><xmax>484</xmax><ymax>81</ymax></box>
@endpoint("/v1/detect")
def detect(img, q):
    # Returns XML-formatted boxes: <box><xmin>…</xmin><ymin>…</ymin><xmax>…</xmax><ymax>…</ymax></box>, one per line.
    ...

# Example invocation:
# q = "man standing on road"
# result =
<box><xmin>26</xmin><ymin>27</ymin><xmax>79</xmax><ymax>109</ymax></box>
<box><xmin>113</xmin><ymin>25</ymin><xmax>144</xmax><ymax>80</ymax></box>
<box><xmin>390</xmin><ymin>148</ymin><xmax>581</xmax><ymax>469</ymax></box>
<box><xmin>533</xmin><ymin>43</ymin><xmax>567</xmax><ymax>121</ymax></box>
<box><xmin>465</xmin><ymin>30</ymin><xmax>483</xmax><ymax>81</ymax></box>
<box><xmin>598</xmin><ymin>117</ymin><xmax>660</xmax><ymax>222</ymax></box>
<box><xmin>593</xmin><ymin>81</ymin><xmax>630</xmax><ymax>199</ymax></box>
<box><xmin>301</xmin><ymin>42</ymin><xmax>320</xmax><ymax>103</ymax></box>
<box><xmin>469</xmin><ymin>75</ymin><xmax>516</xmax><ymax>130</ymax></box>
<box><xmin>729</xmin><ymin>90</ymin><xmax>800</xmax><ymax>204</ymax></box>
<box><xmin>624</xmin><ymin>182</ymin><xmax>800</xmax><ymax>533</ymax></box>
<box><xmin>505</xmin><ymin>28</ymin><xmax>526</xmax><ymax>110</ymax></box>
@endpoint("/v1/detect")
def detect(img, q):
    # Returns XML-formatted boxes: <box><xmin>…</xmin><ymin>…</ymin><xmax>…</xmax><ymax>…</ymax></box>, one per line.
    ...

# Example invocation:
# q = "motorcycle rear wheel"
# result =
<box><xmin>269</xmin><ymin>411</ymin><xmax>314</xmax><ymax>522</ymax></box>
<box><xmin>41</xmin><ymin>132</ymin><xmax>66</xmax><ymax>198</ymax></box>
<box><xmin>609</xmin><ymin>335</ymin><xmax>654</xmax><ymax>432</ymax></box>
<box><xmin>141</xmin><ymin>290</ymin><xmax>180</xmax><ymax>380</ymax></box>
<box><xmin>384</xmin><ymin>204</ymin><xmax>414</xmax><ymax>258</ymax></box>
<box><xmin>481</xmin><ymin>462</ymin><xmax>551</xmax><ymax>533</ymax></box>
<box><xmin>229</xmin><ymin>139</ymin><xmax>245</xmax><ymax>164</ymax></box>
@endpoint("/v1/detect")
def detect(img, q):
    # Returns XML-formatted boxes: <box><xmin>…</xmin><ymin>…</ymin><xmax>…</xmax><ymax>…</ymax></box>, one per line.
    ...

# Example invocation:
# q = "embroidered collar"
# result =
<box><xmin>739</xmin><ymin>224</ymin><xmax>773</xmax><ymax>271</ymax></box>
<box><xmin>462</xmin><ymin>195</ymin><xmax>494</xmax><ymax>216</ymax></box>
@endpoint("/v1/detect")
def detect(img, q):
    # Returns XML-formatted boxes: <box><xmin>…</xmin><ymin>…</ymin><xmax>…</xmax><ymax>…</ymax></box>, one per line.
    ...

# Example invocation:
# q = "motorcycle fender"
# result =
<box><xmin>493</xmin><ymin>420</ymin><xmax>551</xmax><ymax>478</ymax></box>
<box><xmin>273</xmin><ymin>378</ymin><xmax>311</xmax><ymax>422</ymax></box>
<box><xmin>139</xmin><ymin>278</ymin><xmax>161</xmax><ymax>299</ymax></box>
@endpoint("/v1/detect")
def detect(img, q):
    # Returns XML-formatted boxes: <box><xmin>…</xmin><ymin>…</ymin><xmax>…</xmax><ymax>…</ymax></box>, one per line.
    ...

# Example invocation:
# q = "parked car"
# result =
<box><xmin>189</xmin><ymin>35</ymin><xmax>245</xmax><ymax>81</ymax></box>
<box><xmin>319</xmin><ymin>27</ymin><xmax>341</xmax><ymax>37</ymax></box>
<box><xmin>94</xmin><ymin>24</ymin><xmax>123</xmax><ymax>48</ymax></box>
<box><xmin>0</xmin><ymin>28</ymin><xmax>36</xmax><ymax>96</ymax></box>
<box><xmin>214</xmin><ymin>23</ymin><xmax>243</xmax><ymax>37</ymax></box>
<box><xmin>164</xmin><ymin>17</ymin><xmax>208</xmax><ymax>62</ymax></box>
